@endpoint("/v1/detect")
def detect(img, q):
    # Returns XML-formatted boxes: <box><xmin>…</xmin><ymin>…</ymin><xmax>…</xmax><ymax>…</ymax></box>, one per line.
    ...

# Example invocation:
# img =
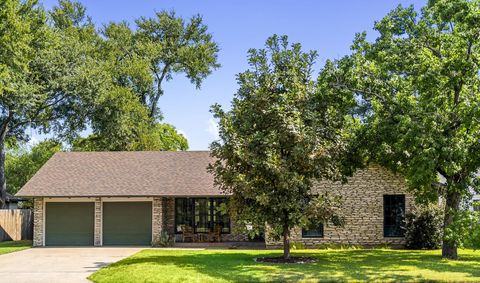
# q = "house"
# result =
<box><xmin>16</xmin><ymin>151</ymin><xmax>413</xmax><ymax>247</ymax></box>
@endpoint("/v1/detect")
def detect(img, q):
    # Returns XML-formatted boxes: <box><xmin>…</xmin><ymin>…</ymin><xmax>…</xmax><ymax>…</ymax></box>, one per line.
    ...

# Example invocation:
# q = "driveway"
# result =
<box><xmin>0</xmin><ymin>247</ymin><xmax>144</xmax><ymax>283</ymax></box>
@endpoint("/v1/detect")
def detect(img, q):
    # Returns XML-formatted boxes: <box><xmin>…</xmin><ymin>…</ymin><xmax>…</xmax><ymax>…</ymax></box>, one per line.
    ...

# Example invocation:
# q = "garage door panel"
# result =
<box><xmin>103</xmin><ymin>202</ymin><xmax>152</xmax><ymax>245</ymax></box>
<box><xmin>45</xmin><ymin>202</ymin><xmax>94</xmax><ymax>246</ymax></box>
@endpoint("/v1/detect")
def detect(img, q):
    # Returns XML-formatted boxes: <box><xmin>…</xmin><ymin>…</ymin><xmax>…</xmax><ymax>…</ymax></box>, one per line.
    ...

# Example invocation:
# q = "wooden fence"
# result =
<box><xmin>0</xmin><ymin>209</ymin><xmax>33</xmax><ymax>241</ymax></box>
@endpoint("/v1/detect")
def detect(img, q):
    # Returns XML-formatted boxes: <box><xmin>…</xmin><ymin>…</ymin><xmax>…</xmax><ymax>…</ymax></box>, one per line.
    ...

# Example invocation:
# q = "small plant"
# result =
<box><xmin>405</xmin><ymin>204</ymin><xmax>443</xmax><ymax>250</ymax></box>
<box><xmin>290</xmin><ymin>241</ymin><xmax>305</xmax><ymax>250</ymax></box>
<box><xmin>152</xmin><ymin>231</ymin><xmax>175</xmax><ymax>247</ymax></box>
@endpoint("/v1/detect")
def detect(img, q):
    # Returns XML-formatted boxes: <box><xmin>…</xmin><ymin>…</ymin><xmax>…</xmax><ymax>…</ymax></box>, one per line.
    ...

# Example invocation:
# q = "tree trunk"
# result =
<box><xmin>442</xmin><ymin>190</ymin><xmax>461</xmax><ymax>260</ymax></box>
<box><xmin>282</xmin><ymin>222</ymin><xmax>290</xmax><ymax>260</ymax></box>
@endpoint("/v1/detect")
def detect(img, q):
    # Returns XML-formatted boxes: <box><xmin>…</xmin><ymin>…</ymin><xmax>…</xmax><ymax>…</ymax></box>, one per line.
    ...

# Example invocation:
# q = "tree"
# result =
<box><xmin>0</xmin><ymin>0</ymin><xmax>102</xmax><ymax>207</ymax></box>
<box><xmin>6</xmin><ymin>140</ymin><xmax>61</xmax><ymax>195</ymax></box>
<box><xmin>72</xmin><ymin>122</ymin><xmax>188</xmax><ymax>151</ymax></box>
<box><xmin>209</xmin><ymin>35</ymin><xmax>353</xmax><ymax>260</ymax></box>
<box><xmin>328</xmin><ymin>0</ymin><xmax>480</xmax><ymax>259</ymax></box>
<box><xmin>74</xmin><ymin>10</ymin><xmax>220</xmax><ymax>151</ymax></box>
<box><xmin>135</xmin><ymin>11</ymin><xmax>220</xmax><ymax>120</ymax></box>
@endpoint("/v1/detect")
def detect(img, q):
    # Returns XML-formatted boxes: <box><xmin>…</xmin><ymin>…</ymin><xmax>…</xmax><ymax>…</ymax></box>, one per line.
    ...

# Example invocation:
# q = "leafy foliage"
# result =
<box><xmin>405</xmin><ymin>204</ymin><xmax>443</xmax><ymax>250</ymax></box>
<box><xmin>152</xmin><ymin>231</ymin><xmax>175</xmax><ymax>247</ymax></box>
<box><xmin>74</xmin><ymin>8</ymin><xmax>220</xmax><ymax>151</ymax></box>
<box><xmin>209</xmin><ymin>35</ymin><xmax>354</xmax><ymax>259</ymax></box>
<box><xmin>6</xmin><ymin>140</ymin><xmax>61</xmax><ymax>194</ymax></box>
<box><xmin>444</xmin><ymin>209</ymin><xmax>480</xmax><ymax>250</ymax></box>
<box><xmin>0</xmin><ymin>0</ymin><xmax>103</xmax><ymax>206</ymax></box>
<box><xmin>327</xmin><ymin>0</ymin><xmax>480</xmax><ymax>259</ymax></box>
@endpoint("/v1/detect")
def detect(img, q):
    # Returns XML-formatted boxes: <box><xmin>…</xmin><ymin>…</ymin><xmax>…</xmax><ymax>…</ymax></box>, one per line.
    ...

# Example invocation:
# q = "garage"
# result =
<box><xmin>45</xmin><ymin>202</ymin><xmax>95</xmax><ymax>246</ymax></box>
<box><xmin>102</xmin><ymin>202</ymin><xmax>152</xmax><ymax>245</ymax></box>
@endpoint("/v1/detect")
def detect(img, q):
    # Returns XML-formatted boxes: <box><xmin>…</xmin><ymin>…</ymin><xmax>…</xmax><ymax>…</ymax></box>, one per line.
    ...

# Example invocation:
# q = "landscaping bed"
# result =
<box><xmin>89</xmin><ymin>248</ymin><xmax>480</xmax><ymax>282</ymax></box>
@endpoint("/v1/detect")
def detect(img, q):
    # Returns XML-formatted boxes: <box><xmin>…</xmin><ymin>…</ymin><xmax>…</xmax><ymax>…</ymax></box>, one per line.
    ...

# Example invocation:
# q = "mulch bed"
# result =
<box><xmin>255</xmin><ymin>256</ymin><xmax>317</xmax><ymax>264</ymax></box>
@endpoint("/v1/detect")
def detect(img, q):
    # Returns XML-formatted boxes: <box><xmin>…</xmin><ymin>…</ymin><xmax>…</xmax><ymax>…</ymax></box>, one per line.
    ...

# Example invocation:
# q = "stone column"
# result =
<box><xmin>152</xmin><ymin>197</ymin><xmax>163</xmax><ymax>245</ymax></box>
<box><xmin>94</xmin><ymin>197</ymin><xmax>102</xmax><ymax>246</ymax></box>
<box><xmin>33</xmin><ymin>197</ymin><xmax>44</xmax><ymax>247</ymax></box>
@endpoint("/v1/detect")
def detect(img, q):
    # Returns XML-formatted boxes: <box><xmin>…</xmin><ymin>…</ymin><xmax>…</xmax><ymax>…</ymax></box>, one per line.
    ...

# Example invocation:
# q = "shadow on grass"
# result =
<box><xmin>92</xmin><ymin>249</ymin><xmax>480</xmax><ymax>282</ymax></box>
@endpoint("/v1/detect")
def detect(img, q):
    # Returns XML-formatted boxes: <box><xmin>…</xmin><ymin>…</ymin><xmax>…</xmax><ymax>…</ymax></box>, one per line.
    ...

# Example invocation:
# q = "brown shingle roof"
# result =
<box><xmin>16</xmin><ymin>151</ymin><xmax>223</xmax><ymax>197</ymax></box>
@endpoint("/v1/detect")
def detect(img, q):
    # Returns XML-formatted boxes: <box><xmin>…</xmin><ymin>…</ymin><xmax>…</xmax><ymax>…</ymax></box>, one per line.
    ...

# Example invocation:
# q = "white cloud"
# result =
<box><xmin>206</xmin><ymin>118</ymin><xmax>220</xmax><ymax>140</ymax></box>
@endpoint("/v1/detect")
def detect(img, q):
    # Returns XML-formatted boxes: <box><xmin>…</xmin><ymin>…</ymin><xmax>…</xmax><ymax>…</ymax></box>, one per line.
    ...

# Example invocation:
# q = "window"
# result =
<box><xmin>175</xmin><ymin>198</ymin><xmax>231</xmax><ymax>234</ymax></box>
<box><xmin>302</xmin><ymin>224</ymin><xmax>324</xmax><ymax>238</ymax></box>
<box><xmin>384</xmin><ymin>195</ymin><xmax>406</xmax><ymax>237</ymax></box>
<box><xmin>175</xmin><ymin>198</ymin><xmax>193</xmax><ymax>233</ymax></box>
<box><xmin>211</xmin><ymin>198</ymin><xmax>231</xmax><ymax>233</ymax></box>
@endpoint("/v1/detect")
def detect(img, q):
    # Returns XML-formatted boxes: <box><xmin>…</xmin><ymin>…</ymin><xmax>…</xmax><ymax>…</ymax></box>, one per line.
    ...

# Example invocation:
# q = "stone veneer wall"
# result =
<box><xmin>152</xmin><ymin>197</ymin><xmax>163</xmax><ymax>244</ymax></box>
<box><xmin>94</xmin><ymin>198</ymin><xmax>102</xmax><ymax>246</ymax></box>
<box><xmin>266</xmin><ymin>165</ymin><xmax>414</xmax><ymax>247</ymax></box>
<box><xmin>162</xmin><ymin>197</ymin><xmax>175</xmax><ymax>236</ymax></box>
<box><xmin>33</xmin><ymin>197</ymin><xmax>44</xmax><ymax>247</ymax></box>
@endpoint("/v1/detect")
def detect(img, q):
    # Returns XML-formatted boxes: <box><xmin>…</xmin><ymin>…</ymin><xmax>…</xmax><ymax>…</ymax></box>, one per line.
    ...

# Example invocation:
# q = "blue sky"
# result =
<box><xmin>40</xmin><ymin>0</ymin><xmax>426</xmax><ymax>150</ymax></box>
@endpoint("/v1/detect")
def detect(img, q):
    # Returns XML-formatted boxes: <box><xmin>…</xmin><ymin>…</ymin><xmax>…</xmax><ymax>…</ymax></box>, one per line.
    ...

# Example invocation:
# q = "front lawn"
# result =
<box><xmin>89</xmin><ymin>248</ymin><xmax>480</xmax><ymax>282</ymax></box>
<box><xmin>0</xmin><ymin>240</ymin><xmax>31</xmax><ymax>255</ymax></box>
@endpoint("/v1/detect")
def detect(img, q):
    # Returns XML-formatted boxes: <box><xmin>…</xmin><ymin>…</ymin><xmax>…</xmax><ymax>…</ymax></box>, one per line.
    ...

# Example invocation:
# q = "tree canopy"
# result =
<box><xmin>209</xmin><ymin>35</ymin><xmax>354</xmax><ymax>260</ymax></box>
<box><xmin>72</xmin><ymin>8</ymin><xmax>220</xmax><ymax>151</ymax></box>
<box><xmin>328</xmin><ymin>0</ymin><xmax>480</xmax><ymax>259</ymax></box>
<box><xmin>0</xmin><ymin>0</ymin><xmax>220</xmax><ymax>205</ymax></box>
<box><xmin>6</xmin><ymin>140</ymin><xmax>61</xmax><ymax>196</ymax></box>
<box><xmin>0</xmin><ymin>0</ymin><xmax>103</xmax><ymax>206</ymax></box>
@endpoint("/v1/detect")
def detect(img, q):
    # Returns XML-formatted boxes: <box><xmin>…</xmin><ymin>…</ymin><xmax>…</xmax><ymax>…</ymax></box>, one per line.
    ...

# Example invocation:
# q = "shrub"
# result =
<box><xmin>152</xmin><ymin>231</ymin><xmax>175</xmax><ymax>247</ymax></box>
<box><xmin>405</xmin><ymin>204</ymin><xmax>443</xmax><ymax>250</ymax></box>
<box><xmin>290</xmin><ymin>241</ymin><xmax>305</xmax><ymax>250</ymax></box>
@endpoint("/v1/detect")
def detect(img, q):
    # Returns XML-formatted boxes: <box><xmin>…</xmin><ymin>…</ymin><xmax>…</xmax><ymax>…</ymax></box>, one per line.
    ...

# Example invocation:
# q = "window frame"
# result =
<box><xmin>301</xmin><ymin>224</ymin><xmax>324</xmax><ymax>238</ymax></box>
<box><xmin>174</xmin><ymin>197</ymin><xmax>231</xmax><ymax>234</ymax></box>
<box><xmin>383</xmin><ymin>194</ymin><xmax>406</xmax><ymax>238</ymax></box>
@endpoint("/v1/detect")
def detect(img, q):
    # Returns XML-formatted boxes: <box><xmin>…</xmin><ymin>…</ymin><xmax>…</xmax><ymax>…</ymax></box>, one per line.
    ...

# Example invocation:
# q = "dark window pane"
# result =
<box><xmin>175</xmin><ymin>198</ymin><xmax>193</xmax><ymax>233</ymax></box>
<box><xmin>175</xmin><ymin>197</ymin><xmax>231</xmax><ymax>234</ymax></box>
<box><xmin>384</xmin><ymin>195</ymin><xmax>406</xmax><ymax>237</ymax></box>
<box><xmin>212</xmin><ymin>198</ymin><xmax>231</xmax><ymax>233</ymax></box>
<box><xmin>195</xmin><ymin>198</ymin><xmax>209</xmax><ymax>233</ymax></box>
<box><xmin>302</xmin><ymin>224</ymin><xmax>324</xmax><ymax>238</ymax></box>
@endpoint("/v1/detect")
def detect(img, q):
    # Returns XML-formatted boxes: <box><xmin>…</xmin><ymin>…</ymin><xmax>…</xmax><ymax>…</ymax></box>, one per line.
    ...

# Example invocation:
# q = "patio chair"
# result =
<box><xmin>208</xmin><ymin>224</ymin><xmax>223</xmax><ymax>242</ymax></box>
<box><xmin>181</xmin><ymin>225</ymin><xmax>195</xmax><ymax>242</ymax></box>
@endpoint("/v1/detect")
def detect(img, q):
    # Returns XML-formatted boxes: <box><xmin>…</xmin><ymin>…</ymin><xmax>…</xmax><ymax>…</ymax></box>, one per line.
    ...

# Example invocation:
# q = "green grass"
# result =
<box><xmin>89</xmin><ymin>248</ymin><xmax>480</xmax><ymax>282</ymax></box>
<box><xmin>0</xmin><ymin>240</ymin><xmax>31</xmax><ymax>255</ymax></box>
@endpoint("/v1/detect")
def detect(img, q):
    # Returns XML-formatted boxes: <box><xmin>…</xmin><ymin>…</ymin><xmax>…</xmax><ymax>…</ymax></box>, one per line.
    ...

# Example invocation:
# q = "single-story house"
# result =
<box><xmin>16</xmin><ymin>151</ymin><xmax>413</xmax><ymax>247</ymax></box>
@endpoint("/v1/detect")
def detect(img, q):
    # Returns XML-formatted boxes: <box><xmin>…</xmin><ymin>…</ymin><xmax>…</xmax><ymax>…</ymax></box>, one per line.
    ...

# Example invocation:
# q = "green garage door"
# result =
<box><xmin>45</xmin><ymin>202</ymin><xmax>94</xmax><ymax>246</ymax></box>
<box><xmin>103</xmin><ymin>202</ymin><xmax>152</xmax><ymax>245</ymax></box>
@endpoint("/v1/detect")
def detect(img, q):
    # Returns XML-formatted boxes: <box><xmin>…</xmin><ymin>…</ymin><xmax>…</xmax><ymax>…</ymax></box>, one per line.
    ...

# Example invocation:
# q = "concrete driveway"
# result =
<box><xmin>0</xmin><ymin>247</ymin><xmax>144</xmax><ymax>283</ymax></box>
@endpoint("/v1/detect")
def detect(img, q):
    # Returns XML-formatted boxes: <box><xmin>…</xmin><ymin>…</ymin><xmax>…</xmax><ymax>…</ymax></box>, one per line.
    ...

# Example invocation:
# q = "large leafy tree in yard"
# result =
<box><xmin>0</xmin><ymin>0</ymin><xmax>102</xmax><ymax>207</ymax></box>
<box><xmin>135</xmin><ymin>11</ymin><xmax>221</xmax><ymax>120</ymax></box>
<box><xmin>74</xmin><ymin>10</ymin><xmax>219</xmax><ymax>150</ymax></box>
<box><xmin>209</xmin><ymin>35</ymin><xmax>354</xmax><ymax>260</ymax></box>
<box><xmin>6</xmin><ymin>140</ymin><xmax>61</xmax><ymax>195</ymax></box>
<box><xmin>329</xmin><ymin>0</ymin><xmax>480</xmax><ymax>259</ymax></box>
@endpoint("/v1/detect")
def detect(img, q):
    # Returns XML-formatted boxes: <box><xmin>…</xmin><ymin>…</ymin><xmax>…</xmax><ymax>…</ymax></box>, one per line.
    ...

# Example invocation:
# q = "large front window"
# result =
<box><xmin>384</xmin><ymin>195</ymin><xmax>406</xmax><ymax>237</ymax></box>
<box><xmin>175</xmin><ymin>198</ymin><xmax>231</xmax><ymax>234</ymax></box>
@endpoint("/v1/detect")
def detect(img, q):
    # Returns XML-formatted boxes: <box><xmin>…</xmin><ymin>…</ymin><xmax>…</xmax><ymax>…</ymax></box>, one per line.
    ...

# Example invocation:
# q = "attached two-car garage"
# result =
<box><xmin>44</xmin><ymin>201</ymin><xmax>152</xmax><ymax>246</ymax></box>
